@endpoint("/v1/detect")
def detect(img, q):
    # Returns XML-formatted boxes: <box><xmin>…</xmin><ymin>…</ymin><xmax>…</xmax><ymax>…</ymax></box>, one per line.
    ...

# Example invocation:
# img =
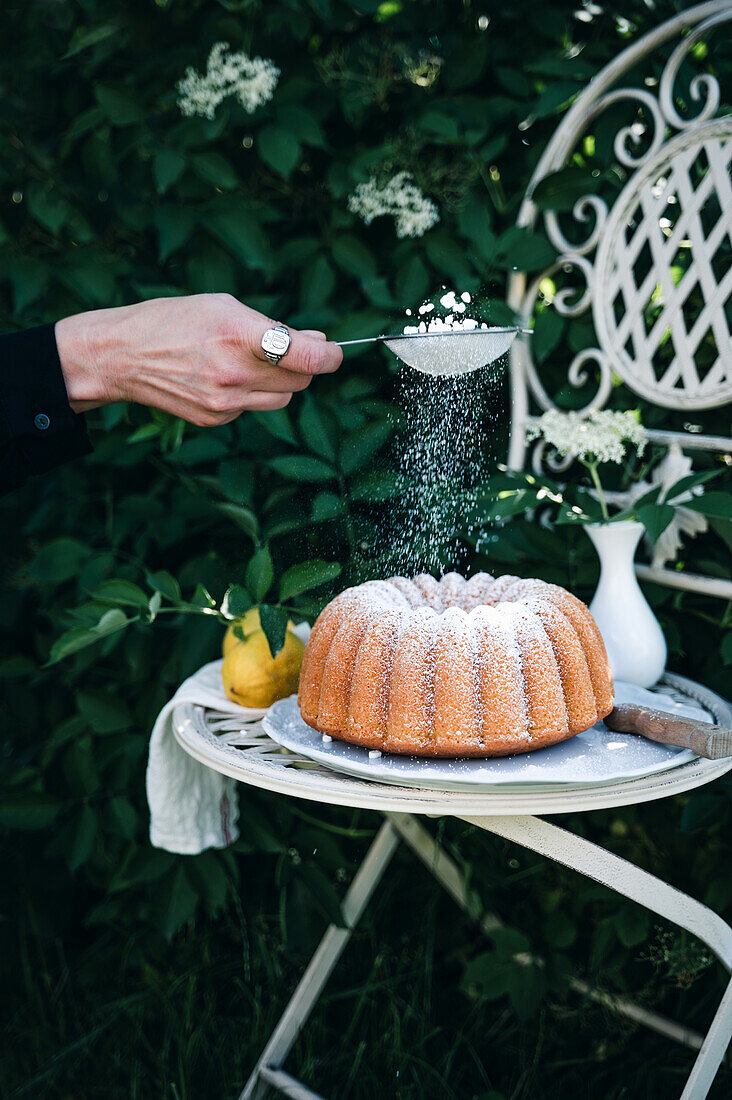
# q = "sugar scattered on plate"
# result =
<box><xmin>321</xmin><ymin>734</ymin><xmax>332</xmax><ymax>743</ymax></box>
<box><xmin>368</xmin><ymin>750</ymin><xmax>382</xmax><ymax>759</ymax></box>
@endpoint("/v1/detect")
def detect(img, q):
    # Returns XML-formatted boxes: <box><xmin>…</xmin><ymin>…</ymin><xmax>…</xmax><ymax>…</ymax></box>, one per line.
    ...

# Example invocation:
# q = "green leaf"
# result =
<box><xmin>296</xmin><ymin>863</ymin><xmax>346</xmax><ymax>926</ymax></box>
<box><xmin>0</xmin><ymin>793</ymin><xmax>64</xmax><ymax>830</ymax></box>
<box><xmin>159</xmin><ymin>865</ymin><xmax>199</xmax><ymax>940</ymax></box>
<box><xmin>507</xmin><ymin>963</ymin><xmax>543</xmax><ymax>1021</ymax></box>
<box><xmin>148</xmin><ymin>591</ymin><xmax>162</xmax><ymax>622</ymax></box>
<box><xmin>532</xmin><ymin>308</ymin><xmax>563</xmax><ymax>362</ymax></box>
<box><xmin>155</xmin><ymin>207</ymin><xmax>195</xmax><ymax>261</ymax></box>
<box><xmin>279</xmin><ymin>560</ymin><xmax>341</xmax><ymax>602</ymax></box>
<box><xmin>269</xmin><ymin>455</ymin><xmax>337</xmax><ymax>482</ymax></box>
<box><xmin>298</xmin><ymin>394</ymin><xmax>337</xmax><ymax>462</ymax></box>
<box><xmin>395</xmin><ymin>253</ymin><xmax>430</xmax><ymax>305</ymax></box>
<box><xmin>339</xmin><ymin>420</ymin><xmax>393</xmax><ymax>475</ymax></box>
<box><xmin>350</xmin><ymin>470</ymin><xmax>401</xmax><ymax>501</ymax></box>
<box><xmin>276</xmin><ymin>106</ymin><xmax>326</xmax><ymax>148</ymax></box>
<box><xmin>68</xmin><ymin>804</ymin><xmax>97</xmax><ymax>871</ymax></box>
<box><xmin>64</xmin><ymin>23</ymin><xmax>119</xmax><ymax>58</ymax></box>
<box><xmin>685</xmin><ymin>493</ymin><xmax>732</xmax><ymax>519</ymax></box>
<box><xmin>533</xmin><ymin>81</ymin><xmax>579</xmax><ymax>119</ymax></box>
<box><xmin>49</xmin><ymin>609</ymin><xmax>132</xmax><ymax>664</ymax></box>
<box><xmin>77</xmin><ymin>690</ymin><xmax>133</xmax><ymax>733</ymax></box>
<box><xmin>662</xmin><ymin>469</ymin><xmax>721</xmax><ymax>501</ymax></box>
<box><xmin>495</xmin><ymin>228</ymin><xmax>556</xmax><ymax>270</ymax></box>
<box><xmin>544</xmin><ymin>913</ymin><xmax>577</xmax><ymax>948</ymax></box>
<box><xmin>27</xmin><ymin>183</ymin><xmax>71</xmax><ymax>234</ymax></box>
<box><xmin>94</xmin><ymin>84</ymin><xmax>146</xmax><ymax>125</ymax></box>
<box><xmin>146</xmin><ymin>570</ymin><xmax>181</xmax><ymax>602</ymax></box>
<box><xmin>461</xmin><ymin>953</ymin><xmax>514</xmax><ymax>1001</ymax></box>
<box><xmin>681</xmin><ymin>793</ymin><xmax>724</xmax><ymax>833</ymax></box>
<box><xmin>9</xmin><ymin>257</ymin><xmax>49</xmax><ymax>311</ymax></box>
<box><xmin>311</xmin><ymin>492</ymin><xmax>345</xmax><ymax>520</ymax></box>
<box><xmin>616</xmin><ymin>905</ymin><xmax>650</xmax><ymax>948</ymax></box>
<box><xmin>153</xmin><ymin>149</ymin><xmax>187</xmax><ymax>195</ymax></box>
<box><xmin>331</xmin><ymin>235</ymin><xmax>378</xmax><ymax>280</ymax></box>
<box><xmin>218</xmin><ymin>458</ymin><xmax>254</xmax><ymax>505</ymax></box>
<box><xmin>258</xmin><ymin>125</ymin><xmax>301</xmax><ymax>177</ymax></box>
<box><xmin>105</xmin><ymin>797</ymin><xmax>137</xmax><ymax>839</ymax></box>
<box><xmin>190</xmin><ymin>151</ymin><xmax>238</xmax><ymax>189</ymax></box>
<box><xmin>109</xmin><ymin>849</ymin><xmax>174</xmax><ymax>892</ymax></box>
<box><xmin>191</xmin><ymin>584</ymin><xmax>216</xmax><ymax>609</ymax></box>
<box><xmin>458</xmin><ymin>201</ymin><xmax>496</xmax><ymax>262</ymax></box>
<box><xmin>251</xmin><ymin>409</ymin><xmax>297</xmax><ymax>445</ymax></box>
<box><xmin>246</xmin><ymin>547</ymin><xmax>274</xmax><ymax>602</ymax></box>
<box><xmin>90</xmin><ymin>579</ymin><xmax>149</xmax><ymax>609</ymax></box>
<box><xmin>258</xmin><ymin>604</ymin><xmax>289</xmax><ymax>658</ymax></box>
<box><xmin>531</xmin><ymin>166</ymin><xmax>599</xmax><ymax>212</ymax></box>
<box><xmin>217</xmin><ymin>503</ymin><xmax>259</xmax><ymax>540</ymax></box>
<box><xmin>721</xmin><ymin>633</ymin><xmax>732</xmax><ymax>665</ymax></box>
<box><xmin>222</xmin><ymin>584</ymin><xmax>252</xmax><ymax>619</ymax></box>
<box><xmin>28</xmin><ymin>538</ymin><xmax>90</xmax><ymax>583</ymax></box>
<box><xmin>420</xmin><ymin>110</ymin><xmax>460</xmax><ymax>142</ymax></box>
<box><xmin>637</xmin><ymin>503</ymin><xmax>675</xmax><ymax>542</ymax></box>
<box><xmin>205</xmin><ymin>205</ymin><xmax>269</xmax><ymax>270</ymax></box>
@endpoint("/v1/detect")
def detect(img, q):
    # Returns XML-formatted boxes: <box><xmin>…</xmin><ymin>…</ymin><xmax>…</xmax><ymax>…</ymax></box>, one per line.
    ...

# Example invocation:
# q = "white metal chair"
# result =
<box><xmin>507</xmin><ymin>0</ymin><xmax>732</xmax><ymax>599</ymax></box>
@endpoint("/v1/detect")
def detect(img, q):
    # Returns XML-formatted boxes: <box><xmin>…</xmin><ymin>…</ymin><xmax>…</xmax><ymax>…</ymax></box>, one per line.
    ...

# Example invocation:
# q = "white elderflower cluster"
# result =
<box><xmin>527</xmin><ymin>409</ymin><xmax>647</xmax><ymax>465</ymax></box>
<box><xmin>177</xmin><ymin>42</ymin><xmax>280</xmax><ymax>120</ymax></box>
<box><xmin>348</xmin><ymin>171</ymin><xmax>439</xmax><ymax>238</ymax></box>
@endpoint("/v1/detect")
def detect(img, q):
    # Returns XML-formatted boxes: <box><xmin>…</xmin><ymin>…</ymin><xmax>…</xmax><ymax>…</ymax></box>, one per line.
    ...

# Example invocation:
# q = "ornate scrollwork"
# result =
<box><xmin>659</xmin><ymin>11</ymin><xmax>731</xmax><ymax>130</ymax></box>
<box><xmin>545</xmin><ymin>196</ymin><xmax>608</xmax><ymax>256</ymax></box>
<box><xmin>518</xmin><ymin>258</ymin><xmax>612</xmax><ymax>417</ymax></box>
<box><xmin>567</xmin><ymin>349</ymin><xmax>613</xmax><ymax>414</ymax></box>
<box><xmin>530</xmin><ymin>439</ymin><xmax>574</xmax><ymax>478</ymax></box>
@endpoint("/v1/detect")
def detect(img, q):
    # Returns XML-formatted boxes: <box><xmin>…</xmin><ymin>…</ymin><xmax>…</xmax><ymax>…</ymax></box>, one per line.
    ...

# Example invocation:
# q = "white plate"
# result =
<box><xmin>262</xmin><ymin>683</ymin><xmax>710</xmax><ymax>792</ymax></box>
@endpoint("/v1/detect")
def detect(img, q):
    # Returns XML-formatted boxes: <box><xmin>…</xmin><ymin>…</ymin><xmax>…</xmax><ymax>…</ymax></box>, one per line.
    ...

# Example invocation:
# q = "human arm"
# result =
<box><xmin>1</xmin><ymin>294</ymin><xmax>343</xmax><ymax>494</ymax></box>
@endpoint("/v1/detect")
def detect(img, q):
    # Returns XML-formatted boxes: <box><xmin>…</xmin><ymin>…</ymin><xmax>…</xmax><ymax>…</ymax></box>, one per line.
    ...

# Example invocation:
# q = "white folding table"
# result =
<box><xmin>172</xmin><ymin>672</ymin><xmax>732</xmax><ymax>1100</ymax></box>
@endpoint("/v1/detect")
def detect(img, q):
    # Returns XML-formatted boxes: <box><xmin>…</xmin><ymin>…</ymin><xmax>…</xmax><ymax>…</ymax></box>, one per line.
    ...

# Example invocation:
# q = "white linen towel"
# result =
<box><xmin>147</xmin><ymin>624</ymin><xmax>310</xmax><ymax>855</ymax></box>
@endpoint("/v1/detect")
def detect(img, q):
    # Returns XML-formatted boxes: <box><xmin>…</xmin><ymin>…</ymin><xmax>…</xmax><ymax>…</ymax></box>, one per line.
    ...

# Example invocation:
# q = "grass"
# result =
<box><xmin>3</xmin><ymin>812</ymin><xmax>731</xmax><ymax>1100</ymax></box>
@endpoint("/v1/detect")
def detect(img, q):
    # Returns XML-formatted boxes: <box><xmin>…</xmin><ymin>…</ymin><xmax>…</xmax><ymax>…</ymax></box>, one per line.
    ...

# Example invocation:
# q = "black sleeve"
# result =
<box><xmin>0</xmin><ymin>324</ymin><xmax>92</xmax><ymax>496</ymax></box>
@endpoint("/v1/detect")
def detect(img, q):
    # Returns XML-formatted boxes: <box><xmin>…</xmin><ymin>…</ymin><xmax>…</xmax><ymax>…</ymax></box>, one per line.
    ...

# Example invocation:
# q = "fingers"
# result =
<box><xmin>250</xmin><ymin>319</ymin><xmax>342</xmax><ymax>376</ymax></box>
<box><xmin>244</xmin><ymin>362</ymin><xmax>312</xmax><ymax>393</ymax></box>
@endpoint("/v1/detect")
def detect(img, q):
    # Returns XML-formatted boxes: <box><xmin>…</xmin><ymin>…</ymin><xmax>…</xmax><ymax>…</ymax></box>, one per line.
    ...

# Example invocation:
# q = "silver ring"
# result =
<box><xmin>260</xmin><ymin>324</ymin><xmax>291</xmax><ymax>364</ymax></box>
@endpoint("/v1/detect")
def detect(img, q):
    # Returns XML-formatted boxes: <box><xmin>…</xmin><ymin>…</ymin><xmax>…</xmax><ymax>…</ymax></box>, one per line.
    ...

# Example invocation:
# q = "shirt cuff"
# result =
<box><xmin>0</xmin><ymin>324</ymin><xmax>92</xmax><ymax>477</ymax></box>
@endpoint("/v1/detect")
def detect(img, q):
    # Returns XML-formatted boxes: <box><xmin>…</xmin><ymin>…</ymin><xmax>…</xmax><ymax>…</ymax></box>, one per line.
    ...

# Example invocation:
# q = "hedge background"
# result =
<box><xmin>1</xmin><ymin>1</ymin><xmax>731</xmax><ymax>1097</ymax></box>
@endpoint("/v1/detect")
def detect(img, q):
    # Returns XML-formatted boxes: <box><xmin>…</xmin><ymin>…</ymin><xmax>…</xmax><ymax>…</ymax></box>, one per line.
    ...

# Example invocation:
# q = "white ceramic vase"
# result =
<box><xmin>585</xmin><ymin>520</ymin><xmax>667</xmax><ymax>688</ymax></box>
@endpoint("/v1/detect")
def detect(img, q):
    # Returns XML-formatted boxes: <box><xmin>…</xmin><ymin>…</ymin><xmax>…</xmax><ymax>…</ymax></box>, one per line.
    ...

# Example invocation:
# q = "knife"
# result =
<box><xmin>605</xmin><ymin>703</ymin><xmax>732</xmax><ymax>760</ymax></box>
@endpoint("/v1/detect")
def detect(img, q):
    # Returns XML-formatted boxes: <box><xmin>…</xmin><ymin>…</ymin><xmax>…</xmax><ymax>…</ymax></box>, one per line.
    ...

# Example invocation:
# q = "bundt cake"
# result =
<box><xmin>298</xmin><ymin>572</ymin><xmax>613</xmax><ymax>757</ymax></box>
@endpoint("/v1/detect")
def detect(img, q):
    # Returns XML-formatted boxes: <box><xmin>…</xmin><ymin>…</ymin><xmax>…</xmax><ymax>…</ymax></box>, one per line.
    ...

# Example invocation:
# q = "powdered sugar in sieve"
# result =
<box><xmin>338</xmin><ymin>323</ymin><xmax>529</xmax><ymax>376</ymax></box>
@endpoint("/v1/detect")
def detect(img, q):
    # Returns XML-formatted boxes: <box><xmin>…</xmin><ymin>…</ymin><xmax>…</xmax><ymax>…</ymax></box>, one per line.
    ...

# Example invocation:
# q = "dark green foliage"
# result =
<box><xmin>1</xmin><ymin>1</ymin><xmax>731</xmax><ymax>1096</ymax></box>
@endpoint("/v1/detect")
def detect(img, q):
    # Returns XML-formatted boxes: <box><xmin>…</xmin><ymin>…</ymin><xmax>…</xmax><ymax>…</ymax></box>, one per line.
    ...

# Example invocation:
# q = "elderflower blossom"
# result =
<box><xmin>348</xmin><ymin>171</ymin><xmax>439</xmax><ymax>238</ymax></box>
<box><xmin>527</xmin><ymin>409</ymin><xmax>647</xmax><ymax>465</ymax></box>
<box><xmin>177</xmin><ymin>42</ymin><xmax>279</xmax><ymax>120</ymax></box>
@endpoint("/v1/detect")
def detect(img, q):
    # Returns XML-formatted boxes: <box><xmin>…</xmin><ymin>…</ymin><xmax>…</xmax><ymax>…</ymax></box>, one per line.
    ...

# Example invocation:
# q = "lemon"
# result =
<box><xmin>222</xmin><ymin>608</ymin><xmax>295</xmax><ymax>657</ymax></box>
<box><xmin>222</xmin><ymin>628</ymin><xmax>305</xmax><ymax>709</ymax></box>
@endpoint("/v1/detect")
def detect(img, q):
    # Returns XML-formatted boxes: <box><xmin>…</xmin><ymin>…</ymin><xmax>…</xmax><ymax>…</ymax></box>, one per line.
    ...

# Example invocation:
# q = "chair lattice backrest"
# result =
<box><xmin>507</xmin><ymin>1</ymin><xmax>732</xmax><ymax>600</ymax></box>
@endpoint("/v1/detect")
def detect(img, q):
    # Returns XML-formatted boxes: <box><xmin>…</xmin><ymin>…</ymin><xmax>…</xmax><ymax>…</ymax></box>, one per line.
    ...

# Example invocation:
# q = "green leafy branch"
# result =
<box><xmin>49</xmin><ymin>556</ymin><xmax>341</xmax><ymax>665</ymax></box>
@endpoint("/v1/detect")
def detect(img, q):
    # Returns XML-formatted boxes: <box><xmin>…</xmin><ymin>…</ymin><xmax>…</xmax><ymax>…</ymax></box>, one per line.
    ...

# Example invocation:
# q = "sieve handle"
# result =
<box><xmin>336</xmin><ymin>337</ymin><xmax>385</xmax><ymax>347</ymax></box>
<box><xmin>337</xmin><ymin>328</ymin><xmax>533</xmax><ymax>348</ymax></box>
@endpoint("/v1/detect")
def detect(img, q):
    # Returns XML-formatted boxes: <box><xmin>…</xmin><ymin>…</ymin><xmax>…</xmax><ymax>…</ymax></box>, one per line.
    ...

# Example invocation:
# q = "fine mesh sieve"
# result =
<box><xmin>337</xmin><ymin>326</ymin><xmax>531</xmax><ymax>377</ymax></box>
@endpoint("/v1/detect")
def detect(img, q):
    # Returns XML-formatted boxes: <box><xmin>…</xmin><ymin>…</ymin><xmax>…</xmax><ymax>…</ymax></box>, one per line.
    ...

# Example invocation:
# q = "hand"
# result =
<box><xmin>55</xmin><ymin>294</ymin><xmax>343</xmax><ymax>426</ymax></box>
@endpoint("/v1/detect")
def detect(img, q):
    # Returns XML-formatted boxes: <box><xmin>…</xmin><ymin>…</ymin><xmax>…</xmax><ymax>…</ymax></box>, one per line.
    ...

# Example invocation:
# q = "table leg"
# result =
<box><xmin>458</xmin><ymin>814</ymin><xmax>732</xmax><ymax>1100</ymax></box>
<box><xmin>387</xmin><ymin>812</ymin><xmax>708</xmax><ymax>1052</ymax></box>
<box><xmin>240</xmin><ymin>819</ymin><xmax>400</xmax><ymax>1100</ymax></box>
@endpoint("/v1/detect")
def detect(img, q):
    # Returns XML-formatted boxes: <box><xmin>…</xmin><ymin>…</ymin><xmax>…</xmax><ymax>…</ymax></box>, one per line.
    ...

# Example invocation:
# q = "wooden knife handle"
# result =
<box><xmin>605</xmin><ymin>704</ymin><xmax>732</xmax><ymax>760</ymax></box>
